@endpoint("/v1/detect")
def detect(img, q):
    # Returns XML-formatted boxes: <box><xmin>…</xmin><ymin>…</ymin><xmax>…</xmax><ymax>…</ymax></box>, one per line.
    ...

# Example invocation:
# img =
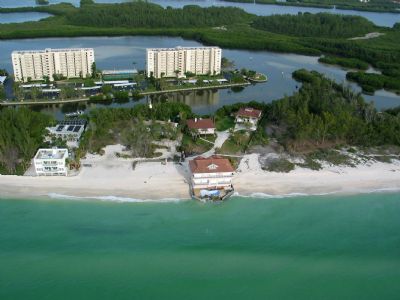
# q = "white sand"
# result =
<box><xmin>1</xmin><ymin>147</ymin><xmax>400</xmax><ymax>201</ymax></box>
<box><xmin>235</xmin><ymin>154</ymin><xmax>400</xmax><ymax>197</ymax></box>
<box><xmin>0</xmin><ymin>145</ymin><xmax>189</xmax><ymax>201</ymax></box>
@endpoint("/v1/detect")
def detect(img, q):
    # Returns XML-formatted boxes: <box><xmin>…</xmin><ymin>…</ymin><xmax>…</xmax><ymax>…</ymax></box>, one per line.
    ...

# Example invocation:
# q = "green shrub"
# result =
<box><xmin>264</xmin><ymin>158</ymin><xmax>295</xmax><ymax>173</ymax></box>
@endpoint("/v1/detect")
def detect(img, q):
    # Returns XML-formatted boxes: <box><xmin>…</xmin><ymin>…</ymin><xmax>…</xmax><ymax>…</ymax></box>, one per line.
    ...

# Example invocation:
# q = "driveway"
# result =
<box><xmin>201</xmin><ymin>130</ymin><xmax>230</xmax><ymax>157</ymax></box>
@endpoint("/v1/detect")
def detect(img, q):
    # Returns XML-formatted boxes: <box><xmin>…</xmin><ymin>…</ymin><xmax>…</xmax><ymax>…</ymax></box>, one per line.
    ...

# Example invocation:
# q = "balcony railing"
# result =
<box><xmin>193</xmin><ymin>174</ymin><xmax>233</xmax><ymax>179</ymax></box>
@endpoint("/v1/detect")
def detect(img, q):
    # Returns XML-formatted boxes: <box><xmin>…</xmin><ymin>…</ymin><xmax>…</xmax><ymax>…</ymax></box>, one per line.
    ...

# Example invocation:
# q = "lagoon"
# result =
<box><xmin>1</xmin><ymin>36</ymin><xmax>399</xmax><ymax>119</ymax></box>
<box><xmin>0</xmin><ymin>0</ymin><xmax>399</xmax><ymax>27</ymax></box>
<box><xmin>0</xmin><ymin>12</ymin><xmax>52</xmax><ymax>23</ymax></box>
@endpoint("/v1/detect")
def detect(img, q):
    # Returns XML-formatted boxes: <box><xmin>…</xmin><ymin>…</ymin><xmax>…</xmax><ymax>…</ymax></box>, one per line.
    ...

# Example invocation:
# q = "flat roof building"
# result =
<box><xmin>34</xmin><ymin>148</ymin><xmax>69</xmax><ymax>176</ymax></box>
<box><xmin>146</xmin><ymin>46</ymin><xmax>222</xmax><ymax>79</ymax></box>
<box><xmin>12</xmin><ymin>48</ymin><xmax>95</xmax><ymax>82</ymax></box>
<box><xmin>46</xmin><ymin>119</ymin><xmax>87</xmax><ymax>148</ymax></box>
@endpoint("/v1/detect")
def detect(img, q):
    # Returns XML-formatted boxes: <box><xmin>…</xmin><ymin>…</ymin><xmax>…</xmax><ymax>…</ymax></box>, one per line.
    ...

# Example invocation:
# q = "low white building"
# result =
<box><xmin>34</xmin><ymin>148</ymin><xmax>69</xmax><ymax>176</ymax></box>
<box><xmin>189</xmin><ymin>155</ymin><xmax>235</xmax><ymax>198</ymax></box>
<box><xmin>46</xmin><ymin>119</ymin><xmax>86</xmax><ymax>147</ymax></box>
<box><xmin>235</xmin><ymin>107</ymin><xmax>262</xmax><ymax>125</ymax></box>
<box><xmin>187</xmin><ymin>118</ymin><xmax>216</xmax><ymax>135</ymax></box>
<box><xmin>235</xmin><ymin>107</ymin><xmax>262</xmax><ymax>131</ymax></box>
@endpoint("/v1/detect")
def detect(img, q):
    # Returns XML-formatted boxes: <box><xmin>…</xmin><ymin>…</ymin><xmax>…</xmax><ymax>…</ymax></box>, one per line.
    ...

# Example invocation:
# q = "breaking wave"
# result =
<box><xmin>234</xmin><ymin>188</ymin><xmax>400</xmax><ymax>199</ymax></box>
<box><xmin>47</xmin><ymin>193</ymin><xmax>186</xmax><ymax>203</ymax></box>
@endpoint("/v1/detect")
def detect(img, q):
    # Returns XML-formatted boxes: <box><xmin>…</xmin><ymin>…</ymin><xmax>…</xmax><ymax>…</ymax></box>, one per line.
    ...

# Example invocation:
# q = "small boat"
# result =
<box><xmin>65</xmin><ymin>110</ymin><xmax>84</xmax><ymax>117</ymax></box>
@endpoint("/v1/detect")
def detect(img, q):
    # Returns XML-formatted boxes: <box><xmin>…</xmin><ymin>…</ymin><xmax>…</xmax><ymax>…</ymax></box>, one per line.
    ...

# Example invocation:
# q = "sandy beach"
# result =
<box><xmin>1</xmin><ymin>145</ymin><xmax>400</xmax><ymax>201</ymax></box>
<box><xmin>235</xmin><ymin>154</ymin><xmax>400</xmax><ymax>197</ymax></box>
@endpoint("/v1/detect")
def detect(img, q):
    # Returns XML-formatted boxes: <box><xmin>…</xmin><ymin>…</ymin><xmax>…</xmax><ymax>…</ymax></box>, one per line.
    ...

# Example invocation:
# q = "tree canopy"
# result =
<box><xmin>252</xmin><ymin>13</ymin><xmax>376</xmax><ymax>38</ymax></box>
<box><xmin>269</xmin><ymin>69</ymin><xmax>400</xmax><ymax>151</ymax></box>
<box><xmin>0</xmin><ymin>108</ymin><xmax>53</xmax><ymax>174</ymax></box>
<box><xmin>68</xmin><ymin>2</ymin><xmax>252</xmax><ymax>28</ymax></box>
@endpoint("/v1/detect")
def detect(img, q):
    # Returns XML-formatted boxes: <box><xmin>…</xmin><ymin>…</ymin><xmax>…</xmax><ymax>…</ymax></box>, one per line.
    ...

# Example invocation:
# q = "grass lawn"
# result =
<box><xmin>181</xmin><ymin>133</ymin><xmax>215</xmax><ymax>155</ymax></box>
<box><xmin>215</xmin><ymin>116</ymin><xmax>235</xmax><ymax>131</ymax></box>
<box><xmin>252</xmin><ymin>73</ymin><xmax>267</xmax><ymax>81</ymax></box>
<box><xmin>217</xmin><ymin>130</ymin><xmax>250</xmax><ymax>155</ymax></box>
<box><xmin>200</xmin><ymin>134</ymin><xmax>217</xmax><ymax>143</ymax></box>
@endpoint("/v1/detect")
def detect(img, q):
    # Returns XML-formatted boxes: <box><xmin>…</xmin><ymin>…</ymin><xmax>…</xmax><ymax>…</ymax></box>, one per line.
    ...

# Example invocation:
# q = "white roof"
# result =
<box><xmin>21</xmin><ymin>83</ymin><xmax>48</xmax><ymax>88</ymax></box>
<box><xmin>102</xmin><ymin>69</ymin><xmax>138</xmax><ymax>75</ymax></box>
<box><xmin>0</xmin><ymin>76</ymin><xmax>6</xmax><ymax>84</ymax></box>
<box><xmin>35</xmin><ymin>148</ymin><xmax>68</xmax><ymax>160</ymax></box>
<box><xmin>113</xmin><ymin>82</ymin><xmax>137</xmax><ymax>87</ymax></box>
<box><xmin>100</xmin><ymin>80</ymin><xmax>129</xmax><ymax>84</ymax></box>
<box><xmin>77</xmin><ymin>86</ymin><xmax>101</xmax><ymax>90</ymax></box>
<box><xmin>47</xmin><ymin>123</ymin><xmax>85</xmax><ymax>136</ymax></box>
<box><xmin>42</xmin><ymin>89</ymin><xmax>61</xmax><ymax>93</ymax></box>
<box><xmin>12</xmin><ymin>48</ymin><xmax>94</xmax><ymax>55</ymax></box>
<box><xmin>147</xmin><ymin>46</ymin><xmax>221</xmax><ymax>52</ymax></box>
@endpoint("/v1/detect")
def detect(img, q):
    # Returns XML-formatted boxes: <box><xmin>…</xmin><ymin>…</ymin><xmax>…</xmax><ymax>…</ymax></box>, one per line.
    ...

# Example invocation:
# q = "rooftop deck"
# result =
<box><xmin>35</xmin><ymin>148</ymin><xmax>68</xmax><ymax>160</ymax></box>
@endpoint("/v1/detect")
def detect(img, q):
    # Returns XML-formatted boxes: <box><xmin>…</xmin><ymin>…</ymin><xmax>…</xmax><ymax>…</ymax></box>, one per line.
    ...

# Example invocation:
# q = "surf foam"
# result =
<box><xmin>47</xmin><ymin>193</ymin><xmax>186</xmax><ymax>203</ymax></box>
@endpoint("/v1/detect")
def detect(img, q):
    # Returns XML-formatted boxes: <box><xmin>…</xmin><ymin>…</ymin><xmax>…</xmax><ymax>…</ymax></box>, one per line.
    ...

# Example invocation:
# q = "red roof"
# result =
<box><xmin>236</xmin><ymin>107</ymin><xmax>262</xmax><ymax>119</ymax></box>
<box><xmin>187</xmin><ymin>118</ymin><xmax>215</xmax><ymax>130</ymax></box>
<box><xmin>189</xmin><ymin>155</ymin><xmax>235</xmax><ymax>174</ymax></box>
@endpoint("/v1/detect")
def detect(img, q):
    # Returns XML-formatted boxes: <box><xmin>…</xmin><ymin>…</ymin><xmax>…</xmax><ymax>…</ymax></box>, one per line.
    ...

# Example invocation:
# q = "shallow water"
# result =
<box><xmin>0</xmin><ymin>193</ymin><xmax>399</xmax><ymax>299</ymax></box>
<box><xmin>0</xmin><ymin>12</ymin><xmax>52</xmax><ymax>23</ymax></box>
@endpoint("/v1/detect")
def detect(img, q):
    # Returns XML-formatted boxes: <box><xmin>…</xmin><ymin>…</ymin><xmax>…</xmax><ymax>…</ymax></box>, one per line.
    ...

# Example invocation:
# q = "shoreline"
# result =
<box><xmin>0</xmin><ymin>82</ymin><xmax>251</xmax><ymax>107</ymax></box>
<box><xmin>1</xmin><ymin>148</ymin><xmax>400</xmax><ymax>202</ymax></box>
<box><xmin>2</xmin><ymin>185</ymin><xmax>400</xmax><ymax>202</ymax></box>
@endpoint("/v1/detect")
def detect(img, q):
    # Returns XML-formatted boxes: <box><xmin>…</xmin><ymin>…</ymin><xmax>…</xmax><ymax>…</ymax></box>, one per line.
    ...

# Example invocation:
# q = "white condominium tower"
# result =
<box><xmin>11</xmin><ymin>48</ymin><xmax>95</xmax><ymax>82</ymax></box>
<box><xmin>146</xmin><ymin>46</ymin><xmax>222</xmax><ymax>78</ymax></box>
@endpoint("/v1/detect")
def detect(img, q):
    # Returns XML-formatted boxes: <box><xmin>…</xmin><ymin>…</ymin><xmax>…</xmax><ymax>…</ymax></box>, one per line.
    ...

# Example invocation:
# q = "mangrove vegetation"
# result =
<box><xmin>0</xmin><ymin>2</ymin><xmax>399</xmax><ymax>95</ymax></box>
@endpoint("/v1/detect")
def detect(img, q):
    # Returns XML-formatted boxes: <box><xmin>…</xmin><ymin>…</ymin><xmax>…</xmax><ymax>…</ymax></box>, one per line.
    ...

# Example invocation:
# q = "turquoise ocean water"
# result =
<box><xmin>0</xmin><ymin>193</ymin><xmax>399</xmax><ymax>299</ymax></box>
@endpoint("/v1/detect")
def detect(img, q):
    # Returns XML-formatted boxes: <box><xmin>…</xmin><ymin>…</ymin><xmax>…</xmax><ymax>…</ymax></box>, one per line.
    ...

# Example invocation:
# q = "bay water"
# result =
<box><xmin>0</xmin><ymin>0</ymin><xmax>398</xmax><ymax>27</ymax></box>
<box><xmin>1</xmin><ymin>36</ymin><xmax>399</xmax><ymax>119</ymax></box>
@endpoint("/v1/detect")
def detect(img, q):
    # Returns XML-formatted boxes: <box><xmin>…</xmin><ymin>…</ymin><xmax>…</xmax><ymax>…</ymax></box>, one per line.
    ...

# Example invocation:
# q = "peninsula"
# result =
<box><xmin>220</xmin><ymin>0</ymin><xmax>400</xmax><ymax>13</ymax></box>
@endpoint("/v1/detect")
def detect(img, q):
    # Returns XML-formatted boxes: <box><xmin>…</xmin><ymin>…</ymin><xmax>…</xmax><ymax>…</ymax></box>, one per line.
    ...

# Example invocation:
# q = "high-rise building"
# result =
<box><xmin>11</xmin><ymin>48</ymin><xmax>95</xmax><ymax>82</ymax></box>
<box><xmin>146</xmin><ymin>46</ymin><xmax>222</xmax><ymax>78</ymax></box>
